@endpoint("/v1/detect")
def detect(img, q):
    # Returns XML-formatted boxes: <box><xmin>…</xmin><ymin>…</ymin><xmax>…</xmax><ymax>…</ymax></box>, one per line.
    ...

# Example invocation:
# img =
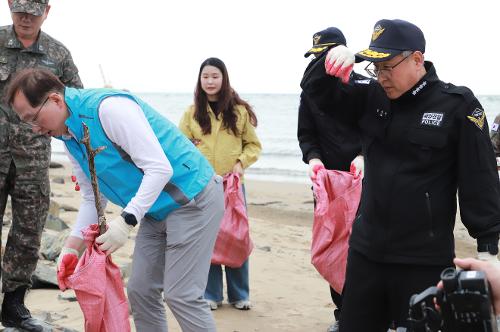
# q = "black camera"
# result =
<box><xmin>401</xmin><ymin>267</ymin><xmax>498</xmax><ymax>332</ymax></box>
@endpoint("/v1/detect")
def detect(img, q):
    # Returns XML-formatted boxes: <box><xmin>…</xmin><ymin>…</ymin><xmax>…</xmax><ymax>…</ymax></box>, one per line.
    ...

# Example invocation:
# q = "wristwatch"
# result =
<box><xmin>121</xmin><ymin>211</ymin><xmax>138</xmax><ymax>227</ymax></box>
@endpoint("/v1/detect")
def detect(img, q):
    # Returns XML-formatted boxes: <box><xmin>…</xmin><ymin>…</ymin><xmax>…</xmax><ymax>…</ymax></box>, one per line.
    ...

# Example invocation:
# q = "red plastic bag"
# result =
<box><xmin>311</xmin><ymin>168</ymin><xmax>362</xmax><ymax>294</ymax></box>
<box><xmin>62</xmin><ymin>224</ymin><xmax>131</xmax><ymax>332</ymax></box>
<box><xmin>211</xmin><ymin>173</ymin><xmax>253</xmax><ymax>268</ymax></box>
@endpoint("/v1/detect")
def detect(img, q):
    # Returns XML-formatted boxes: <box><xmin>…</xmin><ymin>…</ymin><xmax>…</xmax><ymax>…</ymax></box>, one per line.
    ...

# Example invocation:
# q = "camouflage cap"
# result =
<box><xmin>10</xmin><ymin>0</ymin><xmax>49</xmax><ymax>16</ymax></box>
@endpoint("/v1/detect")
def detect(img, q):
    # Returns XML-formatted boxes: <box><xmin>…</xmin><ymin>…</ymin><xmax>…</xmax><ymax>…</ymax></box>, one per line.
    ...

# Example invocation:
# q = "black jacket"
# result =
<box><xmin>298</xmin><ymin>52</ymin><xmax>363</xmax><ymax>171</ymax></box>
<box><xmin>347</xmin><ymin>62</ymin><xmax>500</xmax><ymax>265</ymax></box>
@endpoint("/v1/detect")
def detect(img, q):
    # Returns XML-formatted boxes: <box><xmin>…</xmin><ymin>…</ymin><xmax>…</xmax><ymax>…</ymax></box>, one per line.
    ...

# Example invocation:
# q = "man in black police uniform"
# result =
<box><xmin>297</xmin><ymin>26</ymin><xmax>365</xmax><ymax>332</ymax></box>
<box><xmin>324</xmin><ymin>19</ymin><xmax>500</xmax><ymax>331</ymax></box>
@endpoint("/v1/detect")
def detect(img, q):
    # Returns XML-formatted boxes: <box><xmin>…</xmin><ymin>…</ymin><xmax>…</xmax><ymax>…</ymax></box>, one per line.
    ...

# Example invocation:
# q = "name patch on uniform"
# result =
<box><xmin>467</xmin><ymin>108</ymin><xmax>485</xmax><ymax>130</ymax></box>
<box><xmin>421</xmin><ymin>112</ymin><xmax>444</xmax><ymax>127</ymax></box>
<box><xmin>354</xmin><ymin>79</ymin><xmax>371</xmax><ymax>85</ymax></box>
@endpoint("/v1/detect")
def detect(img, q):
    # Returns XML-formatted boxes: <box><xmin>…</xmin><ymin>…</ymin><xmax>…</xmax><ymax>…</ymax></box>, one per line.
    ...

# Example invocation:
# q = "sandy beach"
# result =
<box><xmin>8</xmin><ymin>163</ymin><xmax>477</xmax><ymax>332</ymax></box>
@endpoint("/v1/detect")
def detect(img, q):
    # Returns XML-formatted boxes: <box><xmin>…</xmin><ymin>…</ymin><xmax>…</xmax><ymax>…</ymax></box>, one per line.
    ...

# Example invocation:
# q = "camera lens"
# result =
<box><xmin>441</xmin><ymin>267</ymin><xmax>458</xmax><ymax>292</ymax></box>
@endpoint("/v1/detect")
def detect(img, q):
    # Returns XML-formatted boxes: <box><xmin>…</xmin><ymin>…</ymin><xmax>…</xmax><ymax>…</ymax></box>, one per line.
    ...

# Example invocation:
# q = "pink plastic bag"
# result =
<box><xmin>62</xmin><ymin>224</ymin><xmax>131</xmax><ymax>332</ymax></box>
<box><xmin>211</xmin><ymin>173</ymin><xmax>253</xmax><ymax>268</ymax></box>
<box><xmin>311</xmin><ymin>168</ymin><xmax>362</xmax><ymax>294</ymax></box>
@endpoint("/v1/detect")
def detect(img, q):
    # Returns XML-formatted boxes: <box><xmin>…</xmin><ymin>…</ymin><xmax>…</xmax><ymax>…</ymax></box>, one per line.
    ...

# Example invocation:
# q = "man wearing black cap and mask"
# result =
<box><xmin>297</xmin><ymin>27</ymin><xmax>367</xmax><ymax>332</ymax></box>
<box><xmin>324</xmin><ymin>19</ymin><xmax>500</xmax><ymax>330</ymax></box>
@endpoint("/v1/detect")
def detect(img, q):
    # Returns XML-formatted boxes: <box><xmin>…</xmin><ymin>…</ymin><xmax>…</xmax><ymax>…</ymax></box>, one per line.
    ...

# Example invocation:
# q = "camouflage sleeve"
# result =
<box><xmin>60</xmin><ymin>51</ymin><xmax>83</xmax><ymax>88</ymax></box>
<box><xmin>490</xmin><ymin>114</ymin><xmax>500</xmax><ymax>156</ymax></box>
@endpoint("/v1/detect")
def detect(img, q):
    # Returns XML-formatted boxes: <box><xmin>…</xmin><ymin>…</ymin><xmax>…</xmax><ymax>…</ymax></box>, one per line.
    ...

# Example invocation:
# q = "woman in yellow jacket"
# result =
<box><xmin>179</xmin><ymin>57</ymin><xmax>261</xmax><ymax>311</ymax></box>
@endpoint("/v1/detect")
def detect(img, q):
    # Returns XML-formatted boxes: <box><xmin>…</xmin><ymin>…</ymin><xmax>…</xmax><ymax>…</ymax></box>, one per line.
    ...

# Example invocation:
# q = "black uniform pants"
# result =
<box><xmin>330</xmin><ymin>286</ymin><xmax>342</xmax><ymax>320</ymax></box>
<box><xmin>339</xmin><ymin>248</ymin><xmax>451</xmax><ymax>331</ymax></box>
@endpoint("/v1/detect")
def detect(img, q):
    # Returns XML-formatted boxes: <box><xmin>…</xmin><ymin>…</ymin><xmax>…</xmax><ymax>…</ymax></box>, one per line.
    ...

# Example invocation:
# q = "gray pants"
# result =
<box><xmin>127</xmin><ymin>175</ymin><xmax>224</xmax><ymax>332</ymax></box>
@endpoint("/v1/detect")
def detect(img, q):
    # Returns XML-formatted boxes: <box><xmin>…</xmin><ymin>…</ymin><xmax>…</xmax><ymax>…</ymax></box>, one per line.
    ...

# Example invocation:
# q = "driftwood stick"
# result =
<box><xmin>80</xmin><ymin>123</ymin><xmax>107</xmax><ymax>235</ymax></box>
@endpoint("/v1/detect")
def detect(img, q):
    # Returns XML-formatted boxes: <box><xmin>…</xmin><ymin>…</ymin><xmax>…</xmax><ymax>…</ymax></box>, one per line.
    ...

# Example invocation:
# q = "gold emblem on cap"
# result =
<box><xmin>358</xmin><ymin>49</ymin><xmax>390</xmax><ymax>59</ymax></box>
<box><xmin>372</xmin><ymin>25</ymin><xmax>385</xmax><ymax>41</ymax></box>
<box><xmin>313</xmin><ymin>34</ymin><xmax>321</xmax><ymax>46</ymax></box>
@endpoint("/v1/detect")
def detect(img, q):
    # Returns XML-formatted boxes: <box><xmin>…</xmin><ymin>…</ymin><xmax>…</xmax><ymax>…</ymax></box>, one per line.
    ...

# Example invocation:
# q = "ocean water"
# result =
<box><xmin>51</xmin><ymin>94</ymin><xmax>500</xmax><ymax>184</ymax></box>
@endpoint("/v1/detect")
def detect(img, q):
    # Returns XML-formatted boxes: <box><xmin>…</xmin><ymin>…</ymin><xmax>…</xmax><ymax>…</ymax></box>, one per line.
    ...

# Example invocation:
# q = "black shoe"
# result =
<box><xmin>1</xmin><ymin>287</ymin><xmax>47</xmax><ymax>332</ymax></box>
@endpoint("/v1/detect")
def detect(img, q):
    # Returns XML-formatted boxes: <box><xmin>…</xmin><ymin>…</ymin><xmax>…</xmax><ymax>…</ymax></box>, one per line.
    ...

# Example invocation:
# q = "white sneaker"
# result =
<box><xmin>206</xmin><ymin>300</ymin><xmax>221</xmax><ymax>310</ymax></box>
<box><xmin>233</xmin><ymin>300</ymin><xmax>251</xmax><ymax>310</ymax></box>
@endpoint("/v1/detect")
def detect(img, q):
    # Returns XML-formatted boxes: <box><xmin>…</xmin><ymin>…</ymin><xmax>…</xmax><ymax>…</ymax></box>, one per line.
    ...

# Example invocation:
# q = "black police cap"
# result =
<box><xmin>304</xmin><ymin>27</ymin><xmax>347</xmax><ymax>58</ymax></box>
<box><xmin>356</xmin><ymin>19</ymin><xmax>426</xmax><ymax>63</ymax></box>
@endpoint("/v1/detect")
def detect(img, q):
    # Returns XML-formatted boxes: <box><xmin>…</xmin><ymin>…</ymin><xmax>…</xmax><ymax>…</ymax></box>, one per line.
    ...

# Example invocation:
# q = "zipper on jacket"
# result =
<box><xmin>425</xmin><ymin>192</ymin><xmax>434</xmax><ymax>237</ymax></box>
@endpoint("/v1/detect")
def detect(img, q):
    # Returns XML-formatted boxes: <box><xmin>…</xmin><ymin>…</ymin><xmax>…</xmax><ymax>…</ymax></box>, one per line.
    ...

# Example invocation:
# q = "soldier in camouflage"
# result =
<box><xmin>0</xmin><ymin>0</ymin><xmax>82</xmax><ymax>330</ymax></box>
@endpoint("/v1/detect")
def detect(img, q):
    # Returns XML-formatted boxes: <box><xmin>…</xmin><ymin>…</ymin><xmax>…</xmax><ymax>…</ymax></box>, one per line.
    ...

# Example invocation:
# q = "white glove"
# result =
<box><xmin>57</xmin><ymin>247</ymin><xmax>79</xmax><ymax>272</ymax></box>
<box><xmin>350</xmin><ymin>155</ymin><xmax>364</xmax><ymax>178</ymax></box>
<box><xmin>96</xmin><ymin>216</ymin><xmax>133</xmax><ymax>255</ymax></box>
<box><xmin>477</xmin><ymin>252</ymin><xmax>500</xmax><ymax>265</ymax></box>
<box><xmin>325</xmin><ymin>45</ymin><xmax>355</xmax><ymax>83</ymax></box>
<box><xmin>308</xmin><ymin>158</ymin><xmax>324</xmax><ymax>180</ymax></box>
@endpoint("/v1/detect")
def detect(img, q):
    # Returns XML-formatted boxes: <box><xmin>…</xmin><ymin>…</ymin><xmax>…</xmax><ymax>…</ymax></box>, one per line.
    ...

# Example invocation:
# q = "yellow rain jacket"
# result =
<box><xmin>179</xmin><ymin>104</ymin><xmax>262</xmax><ymax>181</ymax></box>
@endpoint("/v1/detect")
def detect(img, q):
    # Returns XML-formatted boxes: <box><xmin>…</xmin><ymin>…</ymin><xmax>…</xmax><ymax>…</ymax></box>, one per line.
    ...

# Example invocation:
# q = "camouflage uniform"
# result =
<box><xmin>490</xmin><ymin>114</ymin><xmax>500</xmax><ymax>157</ymax></box>
<box><xmin>0</xmin><ymin>25</ymin><xmax>82</xmax><ymax>292</ymax></box>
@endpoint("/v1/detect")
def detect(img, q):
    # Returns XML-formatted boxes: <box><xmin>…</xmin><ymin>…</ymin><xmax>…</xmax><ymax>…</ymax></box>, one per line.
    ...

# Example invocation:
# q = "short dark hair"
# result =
<box><xmin>5</xmin><ymin>68</ymin><xmax>64</xmax><ymax>107</ymax></box>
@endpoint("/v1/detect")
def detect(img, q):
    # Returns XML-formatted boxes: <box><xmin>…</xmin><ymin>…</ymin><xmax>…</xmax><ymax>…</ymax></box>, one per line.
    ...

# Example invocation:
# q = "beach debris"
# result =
<box><xmin>32</xmin><ymin>311</ymin><xmax>68</xmax><ymax>323</ymax></box>
<box><xmin>31</xmin><ymin>260</ymin><xmax>58</xmax><ymax>289</ymax></box>
<box><xmin>48</xmin><ymin>200</ymin><xmax>60</xmax><ymax>218</ymax></box>
<box><xmin>57</xmin><ymin>292</ymin><xmax>78</xmax><ymax>302</ymax></box>
<box><xmin>59</xmin><ymin>204</ymin><xmax>78</xmax><ymax>212</ymax></box>
<box><xmin>249</xmin><ymin>201</ymin><xmax>282</xmax><ymax>206</ymax></box>
<box><xmin>52</xmin><ymin>177</ymin><xmax>65</xmax><ymax>184</ymax></box>
<box><xmin>70</xmin><ymin>176</ymin><xmax>80</xmax><ymax>192</ymax></box>
<box><xmin>1</xmin><ymin>312</ymin><xmax>79</xmax><ymax>331</ymax></box>
<box><xmin>45</xmin><ymin>215</ymin><xmax>69</xmax><ymax>232</ymax></box>
<box><xmin>257</xmin><ymin>245</ymin><xmax>271</xmax><ymax>252</ymax></box>
<box><xmin>80</xmin><ymin>123</ymin><xmax>107</xmax><ymax>234</ymax></box>
<box><xmin>49</xmin><ymin>161</ymin><xmax>64</xmax><ymax>169</ymax></box>
<box><xmin>40</xmin><ymin>229</ymin><xmax>71</xmax><ymax>261</ymax></box>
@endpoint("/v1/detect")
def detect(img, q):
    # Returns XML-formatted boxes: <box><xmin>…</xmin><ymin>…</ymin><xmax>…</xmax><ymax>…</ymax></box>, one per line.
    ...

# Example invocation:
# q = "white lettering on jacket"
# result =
<box><xmin>421</xmin><ymin>112</ymin><xmax>444</xmax><ymax>127</ymax></box>
<box><xmin>412</xmin><ymin>81</ymin><xmax>428</xmax><ymax>95</ymax></box>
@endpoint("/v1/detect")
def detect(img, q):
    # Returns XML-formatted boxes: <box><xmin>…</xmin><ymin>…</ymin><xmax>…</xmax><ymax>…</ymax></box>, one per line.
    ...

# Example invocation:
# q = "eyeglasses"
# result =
<box><xmin>24</xmin><ymin>96</ymin><xmax>49</xmax><ymax>125</ymax></box>
<box><xmin>364</xmin><ymin>52</ymin><xmax>414</xmax><ymax>78</ymax></box>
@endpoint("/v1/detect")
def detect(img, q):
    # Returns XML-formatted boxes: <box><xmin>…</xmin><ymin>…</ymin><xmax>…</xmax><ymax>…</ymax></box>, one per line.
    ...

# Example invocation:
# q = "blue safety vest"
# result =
<box><xmin>59</xmin><ymin>87</ymin><xmax>214</xmax><ymax>221</ymax></box>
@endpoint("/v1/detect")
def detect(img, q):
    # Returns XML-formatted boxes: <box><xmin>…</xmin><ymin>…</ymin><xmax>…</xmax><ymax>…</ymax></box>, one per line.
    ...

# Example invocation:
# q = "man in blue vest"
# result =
<box><xmin>5</xmin><ymin>68</ymin><xmax>225</xmax><ymax>332</ymax></box>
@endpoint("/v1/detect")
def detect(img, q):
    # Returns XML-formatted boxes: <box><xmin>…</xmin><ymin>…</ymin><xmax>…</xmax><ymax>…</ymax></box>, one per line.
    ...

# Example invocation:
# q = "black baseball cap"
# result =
<box><xmin>356</xmin><ymin>19</ymin><xmax>425</xmax><ymax>62</ymax></box>
<box><xmin>304</xmin><ymin>27</ymin><xmax>346</xmax><ymax>58</ymax></box>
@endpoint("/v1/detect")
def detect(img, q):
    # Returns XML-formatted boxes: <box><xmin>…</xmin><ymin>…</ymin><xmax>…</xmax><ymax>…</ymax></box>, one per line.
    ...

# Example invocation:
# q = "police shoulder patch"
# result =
<box><xmin>467</xmin><ymin>108</ymin><xmax>485</xmax><ymax>130</ymax></box>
